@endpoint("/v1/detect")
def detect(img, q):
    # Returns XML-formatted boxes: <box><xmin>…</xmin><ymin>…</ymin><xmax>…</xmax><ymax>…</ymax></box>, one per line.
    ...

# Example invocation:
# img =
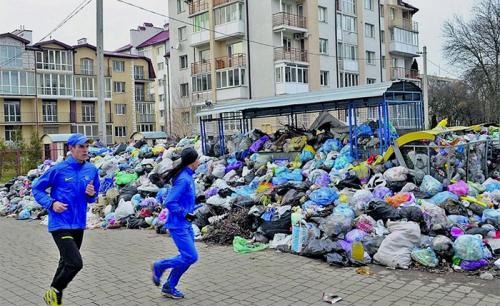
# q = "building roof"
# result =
<box><xmin>136</xmin><ymin>30</ymin><xmax>169</xmax><ymax>49</ymax></box>
<box><xmin>399</xmin><ymin>0</ymin><xmax>419</xmax><ymax>14</ymax></box>
<box><xmin>32</xmin><ymin>39</ymin><xmax>73</xmax><ymax>50</ymax></box>
<box><xmin>130</xmin><ymin>131</ymin><xmax>167</xmax><ymax>139</ymax></box>
<box><xmin>0</xmin><ymin>32</ymin><xmax>30</xmax><ymax>44</ymax></box>
<box><xmin>41</xmin><ymin>134</ymin><xmax>74</xmax><ymax>143</ymax></box>
<box><xmin>197</xmin><ymin>81</ymin><xmax>422</xmax><ymax>118</ymax></box>
<box><xmin>115</xmin><ymin>44</ymin><xmax>133</xmax><ymax>53</ymax></box>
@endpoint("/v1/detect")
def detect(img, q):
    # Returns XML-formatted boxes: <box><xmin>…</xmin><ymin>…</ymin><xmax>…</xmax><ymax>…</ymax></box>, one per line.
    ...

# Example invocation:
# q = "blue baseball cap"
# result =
<box><xmin>67</xmin><ymin>133</ymin><xmax>91</xmax><ymax>146</ymax></box>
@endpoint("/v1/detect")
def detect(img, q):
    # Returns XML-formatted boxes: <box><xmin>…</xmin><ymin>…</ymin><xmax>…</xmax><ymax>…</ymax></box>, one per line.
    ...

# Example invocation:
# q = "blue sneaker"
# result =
<box><xmin>161</xmin><ymin>284</ymin><xmax>185</xmax><ymax>299</ymax></box>
<box><xmin>151</xmin><ymin>263</ymin><xmax>161</xmax><ymax>287</ymax></box>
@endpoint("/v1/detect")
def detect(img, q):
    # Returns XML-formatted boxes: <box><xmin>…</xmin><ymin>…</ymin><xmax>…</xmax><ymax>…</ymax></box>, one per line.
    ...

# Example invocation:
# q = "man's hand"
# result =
<box><xmin>85</xmin><ymin>181</ymin><xmax>96</xmax><ymax>197</ymax></box>
<box><xmin>185</xmin><ymin>213</ymin><xmax>196</xmax><ymax>222</ymax></box>
<box><xmin>52</xmin><ymin>201</ymin><xmax>68</xmax><ymax>213</ymax></box>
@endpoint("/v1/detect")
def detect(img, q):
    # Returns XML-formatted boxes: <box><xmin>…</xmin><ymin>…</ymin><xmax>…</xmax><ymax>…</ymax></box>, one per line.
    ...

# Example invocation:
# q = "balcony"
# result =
<box><xmin>213</xmin><ymin>0</ymin><xmax>240</xmax><ymax>7</ymax></box>
<box><xmin>274</xmin><ymin>47</ymin><xmax>308</xmax><ymax>63</ymax></box>
<box><xmin>338</xmin><ymin>59</ymin><xmax>359</xmax><ymax>72</ymax></box>
<box><xmin>214</xmin><ymin>20</ymin><xmax>245</xmax><ymax>41</ymax></box>
<box><xmin>191</xmin><ymin>29</ymin><xmax>210</xmax><ymax>47</ymax></box>
<box><xmin>389</xmin><ymin>41</ymin><xmax>419</xmax><ymax>57</ymax></box>
<box><xmin>191</xmin><ymin>60</ymin><xmax>211</xmax><ymax>75</ymax></box>
<box><xmin>188</xmin><ymin>0</ymin><xmax>208</xmax><ymax>16</ymax></box>
<box><xmin>136</xmin><ymin>113</ymin><xmax>155</xmax><ymax>123</ymax></box>
<box><xmin>74</xmin><ymin>65</ymin><xmax>112</xmax><ymax>77</ymax></box>
<box><xmin>69</xmin><ymin>112</ymin><xmax>113</xmax><ymax>123</ymax></box>
<box><xmin>390</xmin><ymin>67</ymin><xmax>419</xmax><ymax>80</ymax></box>
<box><xmin>391</xmin><ymin>19</ymin><xmax>419</xmax><ymax>32</ymax></box>
<box><xmin>135</xmin><ymin>94</ymin><xmax>156</xmax><ymax>103</ymax></box>
<box><xmin>272</xmin><ymin>12</ymin><xmax>307</xmax><ymax>33</ymax></box>
<box><xmin>215</xmin><ymin>54</ymin><xmax>246</xmax><ymax>70</ymax></box>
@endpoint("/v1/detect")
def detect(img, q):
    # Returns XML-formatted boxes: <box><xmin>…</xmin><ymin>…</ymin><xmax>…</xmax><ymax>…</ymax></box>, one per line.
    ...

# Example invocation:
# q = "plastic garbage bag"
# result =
<box><xmin>447</xmin><ymin>215</ymin><xmax>469</xmax><ymax>227</ymax></box>
<box><xmin>448</xmin><ymin>180</ymin><xmax>469</xmax><ymax>196</ymax></box>
<box><xmin>325</xmin><ymin>252</ymin><xmax>350</xmax><ymax>267</ymax></box>
<box><xmin>482</xmin><ymin>209</ymin><xmax>500</xmax><ymax>226</ymax></box>
<box><xmin>420</xmin><ymin>175</ymin><xmax>443</xmax><ymax>197</ymax></box>
<box><xmin>320</xmin><ymin>139</ymin><xmax>342</xmax><ymax>153</ymax></box>
<box><xmin>249</xmin><ymin>135</ymin><xmax>270</xmax><ymax>153</ymax></box>
<box><xmin>354</xmin><ymin>214</ymin><xmax>376</xmax><ymax>233</ymax></box>
<box><xmin>373</xmin><ymin>221</ymin><xmax>421</xmax><ymax>269</ymax></box>
<box><xmin>345</xmin><ymin>229</ymin><xmax>368</xmax><ymax>243</ymax></box>
<box><xmin>259</xmin><ymin>211</ymin><xmax>292</xmax><ymax>239</ymax></box>
<box><xmin>373</xmin><ymin>186</ymin><xmax>392</xmax><ymax>200</ymax></box>
<box><xmin>366</xmin><ymin>199</ymin><xmax>401</xmax><ymax>222</ymax></box>
<box><xmin>320</xmin><ymin>214</ymin><xmax>353</xmax><ymax>237</ymax></box>
<box><xmin>362</xmin><ymin>235</ymin><xmax>385</xmax><ymax>256</ymax></box>
<box><xmin>429</xmin><ymin>191</ymin><xmax>459</xmax><ymax>205</ymax></box>
<box><xmin>352</xmin><ymin>163</ymin><xmax>371</xmax><ymax>184</ymax></box>
<box><xmin>460</xmin><ymin>258</ymin><xmax>489</xmax><ymax>271</ymax></box>
<box><xmin>453</xmin><ymin>235</ymin><xmax>484</xmax><ymax>261</ymax></box>
<box><xmin>411</xmin><ymin>247</ymin><xmax>439</xmax><ymax>267</ymax></box>
<box><xmin>115</xmin><ymin>172</ymin><xmax>138</xmax><ymax>186</ymax></box>
<box><xmin>212</xmin><ymin>164</ymin><xmax>226</xmax><ymax>178</ymax></box>
<box><xmin>386</xmin><ymin>193</ymin><xmax>414</xmax><ymax>208</ymax></box>
<box><xmin>349</xmin><ymin>189</ymin><xmax>374</xmax><ymax>212</ymax></box>
<box><xmin>334</xmin><ymin>155</ymin><xmax>353</xmax><ymax>170</ymax></box>
<box><xmin>302</xmin><ymin>239</ymin><xmax>342</xmax><ymax>257</ymax></box>
<box><xmin>484</xmin><ymin>181</ymin><xmax>500</xmax><ymax>192</ymax></box>
<box><xmin>309</xmin><ymin>187</ymin><xmax>338</xmax><ymax>206</ymax></box>
<box><xmin>421</xmin><ymin>202</ymin><xmax>448</xmax><ymax>231</ymax></box>
<box><xmin>431</xmin><ymin>235</ymin><xmax>454</xmax><ymax>258</ymax></box>
<box><xmin>383</xmin><ymin>166</ymin><xmax>409</xmax><ymax>182</ymax></box>
<box><xmin>400</xmin><ymin>206</ymin><xmax>424</xmax><ymax>223</ymax></box>
<box><xmin>114</xmin><ymin>199</ymin><xmax>135</xmax><ymax>219</ymax></box>
<box><xmin>269</xmin><ymin>233</ymin><xmax>291</xmax><ymax>250</ymax></box>
<box><xmin>233</xmin><ymin>236</ymin><xmax>268</xmax><ymax>253</ymax></box>
<box><xmin>333</xmin><ymin>204</ymin><xmax>355</xmax><ymax>219</ymax></box>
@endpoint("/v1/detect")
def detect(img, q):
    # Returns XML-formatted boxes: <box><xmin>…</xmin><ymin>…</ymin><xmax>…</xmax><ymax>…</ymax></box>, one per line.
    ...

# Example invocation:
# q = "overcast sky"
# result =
<box><xmin>0</xmin><ymin>0</ymin><xmax>477</xmax><ymax>78</ymax></box>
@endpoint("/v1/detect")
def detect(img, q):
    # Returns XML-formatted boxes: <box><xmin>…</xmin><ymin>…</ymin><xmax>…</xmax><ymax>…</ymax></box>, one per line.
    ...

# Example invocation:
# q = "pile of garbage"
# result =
<box><xmin>1</xmin><ymin>124</ymin><xmax>499</xmax><ymax>275</ymax></box>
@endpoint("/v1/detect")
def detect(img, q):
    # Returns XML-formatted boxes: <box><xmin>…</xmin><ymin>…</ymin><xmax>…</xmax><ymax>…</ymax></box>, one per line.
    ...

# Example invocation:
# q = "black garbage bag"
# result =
<box><xmin>336</xmin><ymin>176</ymin><xmax>362</xmax><ymax>189</ymax></box>
<box><xmin>386</xmin><ymin>180</ymin><xmax>408</xmax><ymax>193</ymax></box>
<box><xmin>325</xmin><ymin>251</ymin><xmax>350</xmax><ymax>267</ymax></box>
<box><xmin>193</xmin><ymin>205</ymin><xmax>211</xmax><ymax>229</ymax></box>
<box><xmin>362</xmin><ymin>235</ymin><xmax>385</xmax><ymax>256</ymax></box>
<box><xmin>133</xmin><ymin>139</ymin><xmax>146</xmax><ymax>149</ymax></box>
<box><xmin>282</xmin><ymin>189</ymin><xmax>303</xmax><ymax>206</ymax></box>
<box><xmin>259</xmin><ymin>211</ymin><xmax>292</xmax><ymax>239</ymax></box>
<box><xmin>275</xmin><ymin>182</ymin><xmax>297</xmax><ymax>196</ymax></box>
<box><xmin>121</xmin><ymin>216</ymin><xmax>149</xmax><ymax>229</ymax></box>
<box><xmin>235</xmin><ymin>198</ymin><xmax>256</xmax><ymax>208</ymax></box>
<box><xmin>443</xmin><ymin>200</ymin><xmax>468</xmax><ymax>216</ymax></box>
<box><xmin>218</xmin><ymin>188</ymin><xmax>233</xmax><ymax>198</ymax></box>
<box><xmin>301</xmin><ymin>239</ymin><xmax>342</xmax><ymax>258</ymax></box>
<box><xmin>119</xmin><ymin>185</ymin><xmax>138</xmax><ymax>201</ymax></box>
<box><xmin>468</xmin><ymin>202</ymin><xmax>486</xmax><ymax>216</ymax></box>
<box><xmin>366</xmin><ymin>199</ymin><xmax>401</xmax><ymax>222</ymax></box>
<box><xmin>113</xmin><ymin>143</ymin><xmax>127</xmax><ymax>155</ymax></box>
<box><xmin>465</xmin><ymin>227</ymin><xmax>491</xmax><ymax>237</ymax></box>
<box><xmin>400</xmin><ymin>206</ymin><xmax>424</xmax><ymax>223</ymax></box>
<box><xmin>431</xmin><ymin>235</ymin><xmax>454</xmax><ymax>258</ymax></box>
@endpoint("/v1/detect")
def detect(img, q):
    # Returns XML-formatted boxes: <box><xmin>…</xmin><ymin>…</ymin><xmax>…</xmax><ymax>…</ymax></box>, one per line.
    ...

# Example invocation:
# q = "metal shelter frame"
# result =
<box><xmin>197</xmin><ymin>81</ymin><xmax>423</xmax><ymax>158</ymax></box>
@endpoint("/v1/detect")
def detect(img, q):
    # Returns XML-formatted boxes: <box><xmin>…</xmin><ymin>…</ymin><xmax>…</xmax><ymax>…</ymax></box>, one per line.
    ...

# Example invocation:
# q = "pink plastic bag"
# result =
<box><xmin>448</xmin><ymin>180</ymin><xmax>469</xmax><ymax>196</ymax></box>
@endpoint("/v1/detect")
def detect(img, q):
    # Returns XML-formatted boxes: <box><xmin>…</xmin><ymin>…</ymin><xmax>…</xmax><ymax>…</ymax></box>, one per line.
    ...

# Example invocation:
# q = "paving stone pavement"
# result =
<box><xmin>0</xmin><ymin>218</ymin><xmax>499</xmax><ymax>306</ymax></box>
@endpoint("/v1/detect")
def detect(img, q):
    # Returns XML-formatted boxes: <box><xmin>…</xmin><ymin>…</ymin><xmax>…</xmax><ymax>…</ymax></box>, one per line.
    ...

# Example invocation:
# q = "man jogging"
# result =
<box><xmin>32</xmin><ymin>133</ymin><xmax>100</xmax><ymax>306</ymax></box>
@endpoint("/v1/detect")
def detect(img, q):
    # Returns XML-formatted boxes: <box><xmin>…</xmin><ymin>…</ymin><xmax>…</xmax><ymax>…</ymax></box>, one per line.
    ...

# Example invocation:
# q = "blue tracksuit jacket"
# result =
<box><xmin>164</xmin><ymin>167</ymin><xmax>196</xmax><ymax>229</ymax></box>
<box><xmin>32</xmin><ymin>155</ymin><xmax>100</xmax><ymax>232</ymax></box>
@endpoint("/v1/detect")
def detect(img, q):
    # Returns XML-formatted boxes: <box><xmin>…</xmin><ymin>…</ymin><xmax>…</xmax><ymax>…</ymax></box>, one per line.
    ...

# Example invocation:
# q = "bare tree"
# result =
<box><xmin>429</xmin><ymin>79</ymin><xmax>479</xmax><ymax>125</ymax></box>
<box><xmin>442</xmin><ymin>0</ymin><xmax>500</xmax><ymax>123</ymax></box>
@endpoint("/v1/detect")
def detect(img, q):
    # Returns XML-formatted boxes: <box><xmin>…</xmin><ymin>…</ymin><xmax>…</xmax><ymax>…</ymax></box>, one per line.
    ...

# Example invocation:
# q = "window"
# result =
<box><xmin>4</xmin><ymin>126</ymin><xmax>20</xmax><ymax>142</ymax></box>
<box><xmin>365</xmin><ymin>23</ymin><xmax>375</xmax><ymax>38</ymax></box>
<box><xmin>115</xmin><ymin>104</ymin><xmax>126</xmax><ymax>115</ymax></box>
<box><xmin>391</xmin><ymin>28</ymin><xmax>419</xmax><ymax>46</ymax></box>
<box><xmin>364</xmin><ymin>0</ymin><xmax>373</xmax><ymax>10</ymax></box>
<box><xmin>113</xmin><ymin>81</ymin><xmax>125</xmax><ymax>93</ymax></box>
<box><xmin>380</xmin><ymin>30</ymin><xmax>385</xmax><ymax>43</ymax></box>
<box><xmin>37</xmin><ymin>73</ymin><xmax>73</xmax><ymax>96</ymax></box>
<box><xmin>80</xmin><ymin>58</ymin><xmax>94</xmax><ymax>75</ymax></box>
<box><xmin>340</xmin><ymin>0</ymin><xmax>356</xmax><ymax>14</ymax></box>
<box><xmin>157</xmin><ymin>46</ymin><xmax>164</xmax><ymax>56</ymax></box>
<box><xmin>4</xmin><ymin>100</ymin><xmax>20</xmax><ymax>122</ymax></box>
<box><xmin>342</xmin><ymin>44</ymin><xmax>357</xmax><ymax>60</ymax></box>
<box><xmin>318</xmin><ymin>6</ymin><xmax>327</xmax><ymax>22</ymax></box>
<box><xmin>380</xmin><ymin>4</ymin><xmax>384</xmax><ymax>17</ymax></box>
<box><xmin>280</xmin><ymin>65</ymin><xmax>308</xmax><ymax>84</ymax></box>
<box><xmin>275</xmin><ymin>67</ymin><xmax>282</xmax><ymax>83</ymax></box>
<box><xmin>134</xmin><ymin>65</ymin><xmax>145</xmax><ymax>79</ymax></box>
<box><xmin>192</xmin><ymin>74</ymin><xmax>212</xmax><ymax>92</ymax></box>
<box><xmin>320</xmin><ymin>71</ymin><xmax>329</xmax><ymax>86</ymax></box>
<box><xmin>216</xmin><ymin>68</ymin><xmax>246</xmax><ymax>89</ymax></box>
<box><xmin>157</xmin><ymin>62</ymin><xmax>164</xmax><ymax>71</ymax></box>
<box><xmin>43</xmin><ymin>126</ymin><xmax>59</xmax><ymax>134</ymax></box>
<box><xmin>82</xmin><ymin>102</ymin><xmax>95</xmax><ymax>122</ymax></box>
<box><xmin>112</xmin><ymin>60</ymin><xmax>125</xmax><ymax>72</ymax></box>
<box><xmin>367</xmin><ymin>78</ymin><xmax>376</xmax><ymax>84</ymax></box>
<box><xmin>35</xmin><ymin>50</ymin><xmax>72</xmax><ymax>71</ymax></box>
<box><xmin>179</xmin><ymin>55</ymin><xmax>188</xmax><ymax>69</ymax></box>
<box><xmin>0</xmin><ymin>45</ymin><xmax>23</xmax><ymax>68</ymax></box>
<box><xmin>180</xmin><ymin>83</ymin><xmax>189</xmax><ymax>97</ymax></box>
<box><xmin>176</xmin><ymin>0</ymin><xmax>185</xmax><ymax>13</ymax></box>
<box><xmin>339</xmin><ymin>14</ymin><xmax>357</xmax><ymax>33</ymax></box>
<box><xmin>0</xmin><ymin>71</ymin><xmax>36</xmax><ymax>95</ymax></box>
<box><xmin>138</xmin><ymin>124</ymin><xmax>154</xmax><ymax>132</ymax></box>
<box><xmin>366</xmin><ymin>51</ymin><xmax>375</xmax><ymax>65</ymax></box>
<box><xmin>178</xmin><ymin>26</ymin><xmax>187</xmax><ymax>41</ymax></box>
<box><xmin>319</xmin><ymin>39</ymin><xmax>328</xmax><ymax>54</ymax></box>
<box><xmin>393</xmin><ymin>58</ymin><xmax>398</xmax><ymax>68</ymax></box>
<box><xmin>135</xmin><ymin>84</ymin><xmax>145</xmax><ymax>101</ymax></box>
<box><xmin>42</xmin><ymin>101</ymin><xmax>57</xmax><ymax>122</ymax></box>
<box><xmin>338</xmin><ymin>72</ymin><xmax>359</xmax><ymax>87</ymax></box>
<box><xmin>390</xmin><ymin>7</ymin><xmax>395</xmax><ymax>20</ymax></box>
<box><xmin>382</xmin><ymin>56</ymin><xmax>386</xmax><ymax>69</ymax></box>
<box><xmin>214</xmin><ymin>2</ymin><xmax>243</xmax><ymax>25</ymax></box>
<box><xmin>193</xmin><ymin>13</ymin><xmax>209</xmax><ymax>33</ymax></box>
<box><xmin>115</xmin><ymin>126</ymin><xmax>127</xmax><ymax>137</ymax></box>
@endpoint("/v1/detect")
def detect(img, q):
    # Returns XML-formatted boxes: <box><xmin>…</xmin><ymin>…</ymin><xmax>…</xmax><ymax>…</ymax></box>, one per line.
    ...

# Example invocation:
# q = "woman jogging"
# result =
<box><xmin>151</xmin><ymin>147</ymin><xmax>200</xmax><ymax>299</ymax></box>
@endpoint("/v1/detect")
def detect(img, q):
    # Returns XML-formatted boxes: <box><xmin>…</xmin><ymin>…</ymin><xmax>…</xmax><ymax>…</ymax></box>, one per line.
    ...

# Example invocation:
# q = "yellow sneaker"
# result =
<box><xmin>43</xmin><ymin>288</ymin><xmax>62</xmax><ymax>306</ymax></box>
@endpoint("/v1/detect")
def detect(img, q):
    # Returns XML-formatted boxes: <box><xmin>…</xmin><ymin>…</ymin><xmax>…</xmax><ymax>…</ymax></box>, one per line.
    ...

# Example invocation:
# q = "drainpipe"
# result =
<box><xmin>334</xmin><ymin>0</ymin><xmax>339</xmax><ymax>88</ymax></box>
<box><xmin>245</xmin><ymin>0</ymin><xmax>252</xmax><ymax>99</ymax></box>
<box><xmin>378</xmin><ymin>0</ymin><xmax>383</xmax><ymax>82</ymax></box>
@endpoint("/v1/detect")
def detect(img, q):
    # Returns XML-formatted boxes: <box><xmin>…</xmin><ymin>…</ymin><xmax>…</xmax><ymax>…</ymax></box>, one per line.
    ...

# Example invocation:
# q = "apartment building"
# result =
<box><xmin>168</xmin><ymin>0</ymin><xmax>420</xmax><ymax>135</ymax></box>
<box><xmin>116</xmin><ymin>23</ymin><xmax>171</xmax><ymax>133</ymax></box>
<box><xmin>0</xmin><ymin>28</ymin><xmax>155</xmax><ymax>144</ymax></box>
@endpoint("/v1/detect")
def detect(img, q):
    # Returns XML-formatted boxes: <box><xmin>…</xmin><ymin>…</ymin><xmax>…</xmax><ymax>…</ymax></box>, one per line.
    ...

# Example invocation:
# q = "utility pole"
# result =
<box><xmin>96</xmin><ymin>0</ymin><xmax>107</xmax><ymax>145</ymax></box>
<box><xmin>423</xmin><ymin>46</ymin><xmax>429</xmax><ymax>130</ymax></box>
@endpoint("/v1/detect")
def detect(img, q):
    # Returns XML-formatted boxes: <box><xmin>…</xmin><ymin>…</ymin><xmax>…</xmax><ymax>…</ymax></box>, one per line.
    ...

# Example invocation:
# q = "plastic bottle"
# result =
<box><xmin>351</xmin><ymin>239</ymin><xmax>364</xmax><ymax>262</ymax></box>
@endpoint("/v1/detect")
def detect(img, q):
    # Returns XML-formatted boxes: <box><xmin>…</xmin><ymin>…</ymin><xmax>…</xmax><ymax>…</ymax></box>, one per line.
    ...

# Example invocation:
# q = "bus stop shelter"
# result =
<box><xmin>197</xmin><ymin>81</ymin><xmax>423</xmax><ymax>158</ymax></box>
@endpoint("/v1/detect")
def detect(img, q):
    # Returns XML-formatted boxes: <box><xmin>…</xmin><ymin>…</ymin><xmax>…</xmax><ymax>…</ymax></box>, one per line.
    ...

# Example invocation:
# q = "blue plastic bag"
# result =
<box><xmin>320</xmin><ymin>139</ymin><xmax>342</xmax><ymax>153</ymax></box>
<box><xmin>333</xmin><ymin>204</ymin><xmax>355</xmax><ymax>219</ymax></box>
<box><xmin>420</xmin><ymin>175</ymin><xmax>443</xmax><ymax>197</ymax></box>
<box><xmin>453</xmin><ymin>234</ymin><xmax>484</xmax><ymax>261</ymax></box>
<box><xmin>355</xmin><ymin>124</ymin><xmax>372</xmax><ymax>137</ymax></box>
<box><xmin>334</xmin><ymin>155</ymin><xmax>353</xmax><ymax>170</ymax></box>
<box><xmin>485</xmin><ymin>181</ymin><xmax>500</xmax><ymax>192</ymax></box>
<box><xmin>482</xmin><ymin>209</ymin><xmax>500</xmax><ymax>225</ymax></box>
<box><xmin>309</xmin><ymin>187</ymin><xmax>339</xmax><ymax>206</ymax></box>
<box><xmin>430</xmin><ymin>191</ymin><xmax>459</xmax><ymax>205</ymax></box>
<box><xmin>447</xmin><ymin>215</ymin><xmax>469</xmax><ymax>226</ymax></box>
